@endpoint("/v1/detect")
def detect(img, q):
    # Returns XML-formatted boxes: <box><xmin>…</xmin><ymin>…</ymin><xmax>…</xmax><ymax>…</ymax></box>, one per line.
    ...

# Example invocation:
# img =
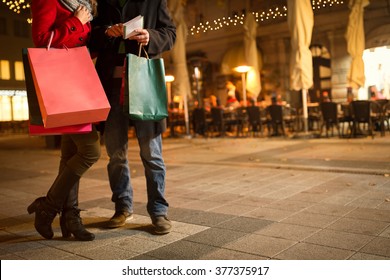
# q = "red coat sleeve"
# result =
<box><xmin>31</xmin><ymin>0</ymin><xmax>90</xmax><ymax>48</ymax></box>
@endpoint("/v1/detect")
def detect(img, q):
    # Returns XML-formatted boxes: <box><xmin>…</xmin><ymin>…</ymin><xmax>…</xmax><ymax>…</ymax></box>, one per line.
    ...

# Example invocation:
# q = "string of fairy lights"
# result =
<box><xmin>2</xmin><ymin>0</ymin><xmax>344</xmax><ymax>28</ymax></box>
<box><xmin>189</xmin><ymin>0</ymin><xmax>344</xmax><ymax>36</ymax></box>
<box><xmin>2</xmin><ymin>0</ymin><xmax>30</xmax><ymax>14</ymax></box>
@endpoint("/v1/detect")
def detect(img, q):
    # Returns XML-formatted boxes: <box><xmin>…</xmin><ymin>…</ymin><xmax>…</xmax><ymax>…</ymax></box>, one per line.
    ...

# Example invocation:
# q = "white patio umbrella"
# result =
<box><xmin>287</xmin><ymin>0</ymin><xmax>314</xmax><ymax>134</ymax></box>
<box><xmin>243</xmin><ymin>12</ymin><xmax>262</xmax><ymax>104</ymax></box>
<box><xmin>220</xmin><ymin>13</ymin><xmax>262</xmax><ymax>106</ymax></box>
<box><xmin>346</xmin><ymin>0</ymin><xmax>370</xmax><ymax>89</ymax></box>
<box><xmin>168</xmin><ymin>0</ymin><xmax>191</xmax><ymax>135</ymax></box>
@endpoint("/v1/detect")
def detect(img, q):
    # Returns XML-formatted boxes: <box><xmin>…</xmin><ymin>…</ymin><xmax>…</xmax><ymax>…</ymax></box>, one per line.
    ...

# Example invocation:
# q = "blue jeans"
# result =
<box><xmin>104</xmin><ymin>103</ymin><xmax>168</xmax><ymax>218</ymax></box>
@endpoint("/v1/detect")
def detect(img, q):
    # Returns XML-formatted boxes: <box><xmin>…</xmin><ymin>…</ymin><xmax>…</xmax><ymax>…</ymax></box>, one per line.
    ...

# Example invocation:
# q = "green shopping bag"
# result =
<box><xmin>124</xmin><ymin>46</ymin><xmax>168</xmax><ymax>121</ymax></box>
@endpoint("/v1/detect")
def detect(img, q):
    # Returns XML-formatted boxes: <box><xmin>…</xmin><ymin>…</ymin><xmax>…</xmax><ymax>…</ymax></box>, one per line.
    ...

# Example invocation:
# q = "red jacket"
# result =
<box><xmin>31</xmin><ymin>0</ymin><xmax>91</xmax><ymax>48</ymax></box>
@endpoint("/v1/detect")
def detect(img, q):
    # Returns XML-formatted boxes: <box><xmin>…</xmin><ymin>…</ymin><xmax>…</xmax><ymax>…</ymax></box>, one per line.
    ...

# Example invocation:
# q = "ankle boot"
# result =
<box><xmin>60</xmin><ymin>208</ymin><xmax>95</xmax><ymax>241</ymax></box>
<box><xmin>60</xmin><ymin>181</ymin><xmax>79</xmax><ymax>238</ymax></box>
<box><xmin>27</xmin><ymin>197</ymin><xmax>57</xmax><ymax>239</ymax></box>
<box><xmin>27</xmin><ymin>166</ymin><xmax>80</xmax><ymax>239</ymax></box>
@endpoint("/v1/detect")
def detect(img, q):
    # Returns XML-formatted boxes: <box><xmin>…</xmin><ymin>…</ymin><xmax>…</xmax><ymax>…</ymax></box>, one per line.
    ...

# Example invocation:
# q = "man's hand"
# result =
<box><xmin>129</xmin><ymin>29</ymin><xmax>149</xmax><ymax>46</ymax></box>
<box><xmin>105</xmin><ymin>24</ymin><xmax>124</xmax><ymax>37</ymax></box>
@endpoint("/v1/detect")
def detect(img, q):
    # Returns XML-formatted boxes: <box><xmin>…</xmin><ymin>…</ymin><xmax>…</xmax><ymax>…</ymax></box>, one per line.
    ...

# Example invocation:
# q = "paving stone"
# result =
<box><xmin>199</xmin><ymin>248</ymin><xmax>267</xmax><ymax>260</ymax></box>
<box><xmin>215</xmin><ymin>216</ymin><xmax>274</xmax><ymax>233</ymax></box>
<box><xmin>179</xmin><ymin>212</ymin><xmax>236</xmax><ymax>227</ymax></box>
<box><xmin>345</xmin><ymin>208</ymin><xmax>390</xmax><ymax>222</ymax></box>
<box><xmin>184</xmin><ymin>227</ymin><xmax>248</xmax><ymax>247</ymax></box>
<box><xmin>243</xmin><ymin>207</ymin><xmax>294</xmax><ymax>222</ymax></box>
<box><xmin>327</xmin><ymin>217</ymin><xmax>389</xmax><ymax>236</ymax></box>
<box><xmin>359</xmin><ymin>237</ymin><xmax>390</xmax><ymax>258</ymax></box>
<box><xmin>348</xmin><ymin>252</ymin><xmax>390</xmax><ymax>260</ymax></box>
<box><xmin>281</xmin><ymin>211</ymin><xmax>340</xmax><ymax>228</ymax></box>
<box><xmin>254</xmin><ymin>222</ymin><xmax>320</xmax><ymax>241</ymax></box>
<box><xmin>274</xmin><ymin>242</ymin><xmax>354</xmax><ymax>260</ymax></box>
<box><xmin>304</xmin><ymin>229</ymin><xmax>375</xmax><ymax>251</ymax></box>
<box><xmin>223</xmin><ymin>233</ymin><xmax>296</xmax><ymax>258</ymax></box>
<box><xmin>143</xmin><ymin>240</ymin><xmax>217</xmax><ymax>260</ymax></box>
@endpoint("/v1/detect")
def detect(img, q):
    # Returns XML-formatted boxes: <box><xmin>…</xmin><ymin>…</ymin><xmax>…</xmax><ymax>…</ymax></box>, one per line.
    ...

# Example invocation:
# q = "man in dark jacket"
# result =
<box><xmin>90</xmin><ymin>0</ymin><xmax>176</xmax><ymax>234</ymax></box>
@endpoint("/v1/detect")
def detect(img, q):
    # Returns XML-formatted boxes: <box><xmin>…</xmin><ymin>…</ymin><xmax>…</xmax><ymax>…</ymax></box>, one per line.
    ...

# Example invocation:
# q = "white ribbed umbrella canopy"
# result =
<box><xmin>287</xmin><ymin>0</ymin><xmax>314</xmax><ymax>91</ymax></box>
<box><xmin>243</xmin><ymin>12</ymin><xmax>261</xmax><ymax>98</ymax></box>
<box><xmin>346</xmin><ymin>0</ymin><xmax>370</xmax><ymax>89</ymax></box>
<box><xmin>287</xmin><ymin>0</ymin><xmax>314</xmax><ymax>134</ymax></box>
<box><xmin>168</xmin><ymin>0</ymin><xmax>191</xmax><ymax>98</ymax></box>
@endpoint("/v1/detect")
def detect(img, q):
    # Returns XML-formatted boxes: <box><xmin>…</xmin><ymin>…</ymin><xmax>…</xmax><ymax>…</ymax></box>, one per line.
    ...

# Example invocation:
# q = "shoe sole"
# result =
<box><xmin>153</xmin><ymin>228</ymin><xmax>171</xmax><ymax>235</ymax></box>
<box><xmin>106</xmin><ymin>215</ymin><xmax>133</xmax><ymax>228</ymax></box>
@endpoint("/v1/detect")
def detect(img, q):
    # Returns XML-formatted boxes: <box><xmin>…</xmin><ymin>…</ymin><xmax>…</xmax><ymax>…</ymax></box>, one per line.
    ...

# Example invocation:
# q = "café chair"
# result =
<box><xmin>371</xmin><ymin>100</ymin><xmax>388</xmax><ymax>136</ymax></box>
<box><xmin>339</xmin><ymin>103</ymin><xmax>353</xmax><ymax>137</ymax></box>
<box><xmin>191</xmin><ymin>108</ymin><xmax>208</xmax><ymax>137</ymax></box>
<box><xmin>308</xmin><ymin>104</ymin><xmax>321</xmax><ymax>131</ymax></box>
<box><xmin>350</xmin><ymin>100</ymin><xmax>374</xmax><ymax>138</ymax></box>
<box><xmin>235</xmin><ymin>107</ymin><xmax>248</xmax><ymax>137</ymax></box>
<box><xmin>266</xmin><ymin>104</ymin><xmax>286</xmax><ymax>137</ymax></box>
<box><xmin>168</xmin><ymin>111</ymin><xmax>185</xmax><ymax>137</ymax></box>
<box><xmin>209</xmin><ymin>107</ymin><xmax>225</xmax><ymax>136</ymax></box>
<box><xmin>246</xmin><ymin>105</ymin><xmax>266</xmax><ymax>136</ymax></box>
<box><xmin>319</xmin><ymin>102</ymin><xmax>340</xmax><ymax>137</ymax></box>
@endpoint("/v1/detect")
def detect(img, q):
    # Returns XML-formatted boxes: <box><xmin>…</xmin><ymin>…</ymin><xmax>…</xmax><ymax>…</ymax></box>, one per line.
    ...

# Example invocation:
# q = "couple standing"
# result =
<box><xmin>27</xmin><ymin>0</ymin><xmax>176</xmax><ymax>240</ymax></box>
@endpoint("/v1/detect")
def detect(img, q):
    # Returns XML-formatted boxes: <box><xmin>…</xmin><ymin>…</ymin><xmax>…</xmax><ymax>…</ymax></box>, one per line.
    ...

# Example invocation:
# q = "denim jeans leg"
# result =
<box><xmin>104</xmin><ymin>104</ymin><xmax>133</xmax><ymax>213</ymax></box>
<box><xmin>137</xmin><ymin>133</ymin><xmax>168</xmax><ymax>217</ymax></box>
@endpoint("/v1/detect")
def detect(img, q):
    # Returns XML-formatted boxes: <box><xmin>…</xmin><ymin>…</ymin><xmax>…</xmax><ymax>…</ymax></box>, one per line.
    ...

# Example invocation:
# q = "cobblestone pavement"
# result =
<box><xmin>0</xmin><ymin>133</ymin><xmax>390</xmax><ymax>260</ymax></box>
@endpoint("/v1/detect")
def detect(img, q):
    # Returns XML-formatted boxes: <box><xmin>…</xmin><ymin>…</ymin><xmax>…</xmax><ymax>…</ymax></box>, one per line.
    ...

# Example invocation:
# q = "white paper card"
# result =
<box><xmin>123</xmin><ymin>15</ymin><xmax>144</xmax><ymax>39</ymax></box>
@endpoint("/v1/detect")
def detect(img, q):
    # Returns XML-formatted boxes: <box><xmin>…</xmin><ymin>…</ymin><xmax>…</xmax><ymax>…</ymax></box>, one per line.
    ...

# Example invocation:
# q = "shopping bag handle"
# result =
<box><xmin>46</xmin><ymin>32</ymin><xmax>54</xmax><ymax>51</ymax></box>
<box><xmin>46</xmin><ymin>32</ymin><xmax>68</xmax><ymax>50</ymax></box>
<box><xmin>138</xmin><ymin>44</ymin><xmax>149</xmax><ymax>59</ymax></box>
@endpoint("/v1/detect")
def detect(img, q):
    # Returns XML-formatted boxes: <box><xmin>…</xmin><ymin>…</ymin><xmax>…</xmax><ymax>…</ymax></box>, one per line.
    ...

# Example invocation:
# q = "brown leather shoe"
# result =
<box><xmin>107</xmin><ymin>211</ymin><xmax>133</xmax><ymax>228</ymax></box>
<box><xmin>151</xmin><ymin>216</ymin><xmax>172</xmax><ymax>234</ymax></box>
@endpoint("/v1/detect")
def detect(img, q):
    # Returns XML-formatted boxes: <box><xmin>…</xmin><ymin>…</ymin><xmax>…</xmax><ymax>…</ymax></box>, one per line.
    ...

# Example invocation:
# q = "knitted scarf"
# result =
<box><xmin>59</xmin><ymin>0</ymin><xmax>94</xmax><ymax>19</ymax></box>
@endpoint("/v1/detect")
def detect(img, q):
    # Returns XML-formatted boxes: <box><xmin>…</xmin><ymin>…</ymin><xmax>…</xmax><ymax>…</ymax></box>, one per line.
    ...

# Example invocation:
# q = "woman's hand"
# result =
<box><xmin>74</xmin><ymin>5</ymin><xmax>92</xmax><ymax>25</ymax></box>
<box><xmin>105</xmin><ymin>24</ymin><xmax>124</xmax><ymax>38</ymax></box>
<box><xmin>129</xmin><ymin>29</ymin><xmax>149</xmax><ymax>46</ymax></box>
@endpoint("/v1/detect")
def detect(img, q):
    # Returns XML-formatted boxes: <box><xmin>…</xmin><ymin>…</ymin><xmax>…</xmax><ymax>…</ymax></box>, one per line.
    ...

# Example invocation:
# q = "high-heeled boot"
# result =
<box><xmin>60</xmin><ymin>181</ymin><xmax>95</xmax><ymax>241</ymax></box>
<box><xmin>27</xmin><ymin>197</ymin><xmax>57</xmax><ymax>239</ymax></box>
<box><xmin>61</xmin><ymin>208</ymin><xmax>95</xmax><ymax>241</ymax></box>
<box><xmin>27</xmin><ymin>166</ymin><xmax>80</xmax><ymax>239</ymax></box>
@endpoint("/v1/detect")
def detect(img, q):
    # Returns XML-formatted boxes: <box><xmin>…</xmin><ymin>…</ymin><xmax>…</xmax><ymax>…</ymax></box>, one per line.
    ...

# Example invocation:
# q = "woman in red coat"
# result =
<box><xmin>27</xmin><ymin>0</ymin><xmax>100</xmax><ymax>241</ymax></box>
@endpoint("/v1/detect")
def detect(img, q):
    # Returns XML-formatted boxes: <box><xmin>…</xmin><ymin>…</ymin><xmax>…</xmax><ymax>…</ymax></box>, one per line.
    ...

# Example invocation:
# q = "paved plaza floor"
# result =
<box><xmin>0</xmin><ymin>133</ymin><xmax>390</xmax><ymax>260</ymax></box>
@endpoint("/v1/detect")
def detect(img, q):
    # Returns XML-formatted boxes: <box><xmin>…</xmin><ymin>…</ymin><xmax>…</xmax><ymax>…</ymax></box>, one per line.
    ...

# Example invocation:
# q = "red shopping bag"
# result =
<box><xmin>25</xmin><ymin>41</ymin><xmax>110</xmax><ymax>128</ymax></box>
<box><xmin>28</xmin><ymin>122</ymin><xmax>92</xmax><ymax>136</ymax></box>
<box><xmin>23</xmin><ymin>48</ymin><xmax>93</xmax><ymax>135</ymax></box>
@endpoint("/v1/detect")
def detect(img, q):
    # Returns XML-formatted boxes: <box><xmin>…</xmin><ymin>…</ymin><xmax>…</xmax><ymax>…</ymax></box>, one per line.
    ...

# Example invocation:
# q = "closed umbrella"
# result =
<box><xmin>346</xmin><ymin>0</ymin><xmax>370</xmax><ymax>89</ymax></box>
<box><xmin>168</xmin><ymin>0</ymin><xmax>191</xmax><ymax>136</ymax></box>
<box><xmin>287</xmin><ymin>0</ymin><xmax>314</xmax><ymax>133</ymax></box>
<box><xmin>243</xmin><ymin>12</ymin><xmax>261</xmax><ymax>103</ymax></box>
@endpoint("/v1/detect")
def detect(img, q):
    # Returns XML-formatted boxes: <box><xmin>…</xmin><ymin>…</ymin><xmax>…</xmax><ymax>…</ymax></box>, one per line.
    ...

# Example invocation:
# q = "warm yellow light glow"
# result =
<box><xmin>12</xmin><ymin>95</ymin><xmax>29</xmax><ymax>120</ymax></box>
<box><xmin>234</xmin><ymin>65</ymin><xmax>251</xmax><ymax>73</ymax></box>
<box><xmin>0</xmin><ymin>60</ymin><xmax>11</xmax><ymax>80</ymax></box>
<box><xmin>14</xmin><ymin>61</ymin><xmax>25</xmax><ymax>81</ymax></box>
<box><xmin>165</xmin><ymin>75</ymin><xmax>175</xmax><ymax>82</ymax></box>
<box><xmin>0</xmin><ymin>96</ymin><xmax>12</xmax><ymax>121</ymax></box>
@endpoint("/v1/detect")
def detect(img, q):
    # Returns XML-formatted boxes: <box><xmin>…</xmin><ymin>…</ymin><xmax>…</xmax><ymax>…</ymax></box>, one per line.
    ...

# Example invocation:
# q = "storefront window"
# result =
<box><xmin>0</xmin><ymin>91</ymin><xmax>28</xmax><ymax>121</ymax></box>
<box><xmin>0</xmin><ymin>60</ymin><xmax>11</xmax><ymax>80</ymax></box>
<box><xmin>14</xmin><ymin>61</ymin><xmax>25</xmax><ymax>81</ymax></box>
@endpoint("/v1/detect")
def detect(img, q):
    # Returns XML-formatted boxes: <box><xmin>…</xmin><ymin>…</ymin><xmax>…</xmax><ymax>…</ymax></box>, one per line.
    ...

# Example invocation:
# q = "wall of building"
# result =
<box><xmin>0</xmin><ymin>7</ymin><xmax>33</xmax><ymax>91</ymax></box>
<box><xmin>0</xmin><ymin>7</ymin><xmax>32</xmax><ymax>125</ymax></box>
